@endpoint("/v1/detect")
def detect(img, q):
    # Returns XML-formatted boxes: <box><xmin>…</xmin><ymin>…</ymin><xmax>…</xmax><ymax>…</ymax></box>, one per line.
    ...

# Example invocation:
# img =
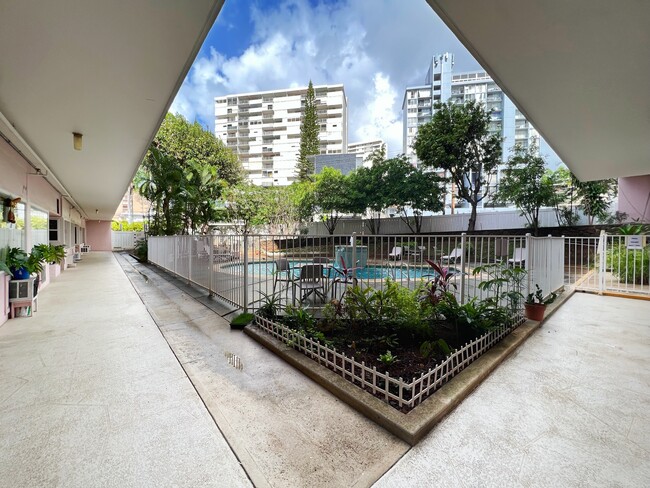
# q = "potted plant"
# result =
<box><xmin>5</xmin><ymin>247</ymin><xmax>30</xmax><ymax>280</ymax></box>
<box><xmin>44</xmin><ymin>244</ymin><xmax>65</xmax><ymax>278</ymax></box>
<box><xmin>524</xmin><ymin>284</ymin><xmax>558</xmax><ymax>321</ymax></box>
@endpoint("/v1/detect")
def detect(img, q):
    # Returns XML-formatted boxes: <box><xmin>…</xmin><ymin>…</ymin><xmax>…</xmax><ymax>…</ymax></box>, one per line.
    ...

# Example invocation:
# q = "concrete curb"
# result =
<box><xmin>245</xmin><ymin>289</ymin><xmax>575</xmax><ymax>445</ymax></box>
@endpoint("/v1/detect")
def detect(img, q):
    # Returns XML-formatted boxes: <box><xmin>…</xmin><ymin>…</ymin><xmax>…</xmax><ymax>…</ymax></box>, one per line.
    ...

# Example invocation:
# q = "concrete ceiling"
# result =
<box><xmin>0</xmin><ymin>0</ymin><xmax>223</xmax><ymax>220</ymax></box>
<box><xmin>426</xmin><ymin>0</ymin><xmax>650</xmax><ymax>181</ymax></box>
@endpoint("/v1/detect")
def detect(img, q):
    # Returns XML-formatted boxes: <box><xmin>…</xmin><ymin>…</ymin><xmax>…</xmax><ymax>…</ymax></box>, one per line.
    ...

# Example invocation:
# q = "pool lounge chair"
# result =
<box><xmin>441</xmin><ymin>247</ymin><xmax>464</xmax><ymax>264</ymax></box>
<box><xmin>388</xmin><ymin>247</ymin><xmax>402</xmax><ymax>261</ymax></box>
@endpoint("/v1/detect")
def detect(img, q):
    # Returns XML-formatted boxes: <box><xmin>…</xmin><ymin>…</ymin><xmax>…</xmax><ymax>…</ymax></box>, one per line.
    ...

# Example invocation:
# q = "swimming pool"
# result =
<box><xmin>223</xmin><ymin>261</ymin><xmax>441</xmax><ymax>280</ymax></box>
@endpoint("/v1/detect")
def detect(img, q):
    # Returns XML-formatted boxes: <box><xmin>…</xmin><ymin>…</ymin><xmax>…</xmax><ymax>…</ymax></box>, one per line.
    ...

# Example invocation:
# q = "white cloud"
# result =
<box><xmin>171</xmin><ymin>0</ymin><xmax>479</xmax><ymax>154</ymax></box>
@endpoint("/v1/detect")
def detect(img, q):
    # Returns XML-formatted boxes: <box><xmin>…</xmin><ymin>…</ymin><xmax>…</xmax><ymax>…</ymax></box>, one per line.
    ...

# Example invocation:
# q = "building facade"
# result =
<box><xmin>310</xmin><ymin>153</ymin><xmax>361</xmax><ymax>176</ymax></box>
<box><xmin>347</xmin><ymin>140</ymin><xmax>387</xmax><ymax>167</ymax></box>
<box><xmin>403</xmin><ymin>53</ymin><xmax>563</xmax><ymax>209</ymax></box>
<box><xmin>215</xmin><ymin>85</ymin><xmax>348</xmax><ymax>186</ymax></box>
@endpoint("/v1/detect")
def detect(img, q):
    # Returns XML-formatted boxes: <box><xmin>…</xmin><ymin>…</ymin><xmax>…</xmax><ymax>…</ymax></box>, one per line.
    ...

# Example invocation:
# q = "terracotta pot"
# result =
<box><xmin>525</xmin><ymin>303</ymin><xmax>546</xmax><ymax>321</ymax></box>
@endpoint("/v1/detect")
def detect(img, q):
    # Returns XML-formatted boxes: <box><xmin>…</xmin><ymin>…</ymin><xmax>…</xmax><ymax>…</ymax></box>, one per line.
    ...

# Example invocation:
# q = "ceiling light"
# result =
<box><xmin>73</xmin><ymin>132</ymin><xmax>83</xmax><ymax>151</ymax></box>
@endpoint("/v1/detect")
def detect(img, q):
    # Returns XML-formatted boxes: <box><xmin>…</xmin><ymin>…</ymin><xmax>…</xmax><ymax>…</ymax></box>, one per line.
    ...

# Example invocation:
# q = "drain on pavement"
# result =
<box><xmin>224</xmin><ymin>351</ymin><xmax>243</xmax><ymax>370</ymax></box>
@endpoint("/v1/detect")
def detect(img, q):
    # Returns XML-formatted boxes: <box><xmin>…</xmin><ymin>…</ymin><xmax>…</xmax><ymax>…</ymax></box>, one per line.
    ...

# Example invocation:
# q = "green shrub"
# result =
<box><xmin>607</xmin><ymin>243</ymin><xmax>649</xmax><ymax>285</ymax></box>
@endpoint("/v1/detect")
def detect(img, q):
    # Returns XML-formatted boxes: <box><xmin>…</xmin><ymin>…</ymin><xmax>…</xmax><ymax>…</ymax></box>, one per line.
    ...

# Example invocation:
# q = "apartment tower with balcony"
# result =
<box><xmin>403</xmin><ymin>52</ymin><xmax>562</xmax><ymax>209</ymax></box>
<box><xmin>215</xmin><ymin>85</ymin><xmax>348</xmax><ymax>186</ymax></box>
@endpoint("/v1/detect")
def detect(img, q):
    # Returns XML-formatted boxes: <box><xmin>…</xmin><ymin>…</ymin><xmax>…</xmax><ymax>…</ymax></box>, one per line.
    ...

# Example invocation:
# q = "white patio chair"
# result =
<box><xmin>388</xmin><ymin>246</ymin><xmax>402</xmax><ymax>261</ymax></box>
<box><xmin>508</xmin><ymin>247</ymin><xmax>526</xmax><ymax>267</ymax></box>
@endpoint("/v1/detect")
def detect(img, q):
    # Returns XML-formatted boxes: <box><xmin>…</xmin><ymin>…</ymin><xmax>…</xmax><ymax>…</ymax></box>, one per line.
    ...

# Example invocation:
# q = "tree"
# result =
<box><xmin>223</xmin><ymin>184</ymin><xmax>270</xmax><ymax>234</ymax></box>
<box><xmin>313</xmin><ymin>167</ymin><xmax>352</xmax><ymax>235</ymax></box>
<box><xmin>381</xmin><ymin>156</ymin><xmax>445</xmax><ymax>234</ymax></box>
<box><xmin>135</xmin><ymin>113</ymin><xmax>244</xmax><ymax>235</ymax></box>
<box><xmin>155</xmin><ymin>113</ymin><xmax>243</xmax><ymax>185</ymax></box>
<box><xmin>495</xmin><ymin>143</ymin><xmax>558</xmax><ymax>235</ymax></box>
<box><xmin>414</xmin><ymin>100</ymin><xmax>502</xmax><ymax>232</ymax></box>
<box><xmin>572</xmin><ymin>176</ymin><xmax>617</xmax><ymax>225</ymax></box>
<box><xmin>136</xmin><ymin>147</ymin><xmax>185</xmax><ymax>236</ymax></box>
<box><xmin>296</xmin><ymin>81</ymin><xmax>320</xmax><ymax>181</ymax></box>
<box><xmin>357</xmin><ymin>145</ymin><xmax>389</xmax><ymax>234</ymax></box>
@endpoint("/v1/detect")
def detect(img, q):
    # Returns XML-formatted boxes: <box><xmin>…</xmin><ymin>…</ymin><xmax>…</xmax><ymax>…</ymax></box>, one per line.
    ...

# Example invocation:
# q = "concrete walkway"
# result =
<box><xmin>3</xmin><ymin>252</ymin><xmax>649</xmax><ymax>488</ymax></box>
<box><xmin>0</xmin><ymin>252</ymin><xmax>252</xmax><ymax>488</ymax></box>
<box><xmin>375</xmin><ymin>292</ymin><xmax>650</xmax><ymax>487</ymax></box>
<box><xmin>116</xmin><ymin>252</ymin><xmax>408</xmax><ymax>488</ymax></box>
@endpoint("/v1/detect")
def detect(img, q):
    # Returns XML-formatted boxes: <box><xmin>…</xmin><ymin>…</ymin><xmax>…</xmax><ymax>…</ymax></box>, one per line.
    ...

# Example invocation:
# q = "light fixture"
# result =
<box><xmin>73</xmin><ymin>132</ymin><xmax>83</xmax><ymax>151</ymax></box>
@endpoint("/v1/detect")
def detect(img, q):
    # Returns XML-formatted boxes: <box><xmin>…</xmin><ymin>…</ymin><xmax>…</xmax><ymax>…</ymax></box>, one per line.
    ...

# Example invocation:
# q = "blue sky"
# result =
<box><xmin>171</xmin><ymin>0</ymin><xmax>480</xmax><ymax>155</ymax></box>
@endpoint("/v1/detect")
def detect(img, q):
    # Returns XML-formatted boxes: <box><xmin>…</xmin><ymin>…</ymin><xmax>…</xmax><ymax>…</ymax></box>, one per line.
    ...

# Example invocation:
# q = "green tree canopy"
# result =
<box><xmin>346</xmin><ymin>145</ymin><xmax>389</xmax><ymax>234</ymax></box>
<box><xmin>223</xmin><ymin>184</ymin><xmax>269</xmax><ymax>234</ymax></box>
<box><xmin>381</xmin><ymin>156</ymin><xmax>445</xmax><ymax>234</ymax></box>
<box><xmin>414</xmin><ymin>100</ymin><xmax>502</xmax><ymax>232</ymax></box>
<box><xmin>296</xmin><ymin>81</ymin><xmax>320</xmax><ymax>181</ymax></box>
<box><xmin>572</xmin><ymin>175</ymin><xmax>617</xmax><ymax>225</ymax></box>
<box><xmin>313</xmin><ymin>167</ymin><xmax>353</xmax><ymax>235</ymax></box>
<box><xmin>495</xmin><ymin>142</ymin><xmax>558</xmax><ymax>235</ymax></box>
<box><xmin>135</xmin><ymin>113</ymin><xmax>244</xmax><ymax>235</ymax></box>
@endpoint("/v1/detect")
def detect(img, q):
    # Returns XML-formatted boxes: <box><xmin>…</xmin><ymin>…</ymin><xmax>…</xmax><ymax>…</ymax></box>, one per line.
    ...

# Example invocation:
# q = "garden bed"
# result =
<box><xmin>253</xmin><ymin>314</ymin><xmax>522</xmax><ymax>412</ymax></box>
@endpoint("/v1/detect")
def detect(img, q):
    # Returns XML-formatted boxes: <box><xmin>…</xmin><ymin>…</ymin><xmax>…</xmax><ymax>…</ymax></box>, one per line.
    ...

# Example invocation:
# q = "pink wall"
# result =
<box><xmin>85</xmin><ymin>220</ymin><xmax>112</xmax><ymax>251</ymax></box>
<box><xmin>618</xmin><ymin>175</ymin><xmax>650</xmax><ymax>222</ymax></box>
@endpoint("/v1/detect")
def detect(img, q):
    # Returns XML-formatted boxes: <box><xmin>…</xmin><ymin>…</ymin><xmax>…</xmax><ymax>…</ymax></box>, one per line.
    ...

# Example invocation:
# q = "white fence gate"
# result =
<box><xmin>111</xmin><ymin>231</ymin><xmax>136</xmax><ymax>250</ymax></box>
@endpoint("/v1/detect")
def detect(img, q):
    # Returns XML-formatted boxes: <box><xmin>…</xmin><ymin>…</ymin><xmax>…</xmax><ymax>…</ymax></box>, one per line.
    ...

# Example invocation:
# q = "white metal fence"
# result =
<box><xmin>565</xmin><ymin>231</ymin><xmax>650</xmax><ymax>296</ymax></box>
<box><xmin>147</xmin><ymin>233</ymin><xmax>565</xmax><ymax>312</ymax></box>
<box><xmin>111</xmin><ymin>231</ymin><xmax>137</xmax><ymax>250</ymax></box>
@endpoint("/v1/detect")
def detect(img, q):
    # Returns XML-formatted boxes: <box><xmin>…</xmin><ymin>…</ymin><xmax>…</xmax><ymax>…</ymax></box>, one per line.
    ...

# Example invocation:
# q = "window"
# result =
<box><xmin>31</xmin><ymin>207</ymin><xmax>48</xmax><ymax>247</ymax></box>
<box><xmin>1</xmin><ymin>201</ymin><xmax>25</xmax><ymax>249</ymax></box>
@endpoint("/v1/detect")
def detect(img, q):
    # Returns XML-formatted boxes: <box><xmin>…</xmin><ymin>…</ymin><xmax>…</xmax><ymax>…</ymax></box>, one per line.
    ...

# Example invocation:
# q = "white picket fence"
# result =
<box><xmin>255</xmin><ymin>315</ymin><xmax>523</xmax><ymax>409</ymax></box>
<box><xmin>306</xmin><ymin>208</ymin><xmax>587</xmax><ymax>235</ymax></box>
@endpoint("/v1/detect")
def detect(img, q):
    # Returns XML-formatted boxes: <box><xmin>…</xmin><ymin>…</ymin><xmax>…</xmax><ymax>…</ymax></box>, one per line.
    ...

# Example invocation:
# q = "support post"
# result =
<box><xmin>208</xmin><ymin>235</ymin><xmax>214</xmax><ymax>297</ymax></box>
<box><xmin>598</xmin><ymin>230</ymin><xmax>606</xmax><ymax>294</ymax></box>
<box><xmin>188</xmin><ymin>236</ymin><xmax>192</xmax><ymax>284</ymax></box>
<box><xmin>243</xmin><ymin>233</ymin><xmax>249</xmax><ymax>312</ymax></box>
<box><xmin>459</xmin><ymin>233</ymin><xmax>466</xmax><ymax>304</ymax></box>
<box><xmin>351</xmin><ymin>232</ymin><xmax>357</xmax><ymax>280</ymax></box>
<box><xmin>525</xmin><ymin>233</ymin><xmax>532</xmax><ymax>298</ymax></box>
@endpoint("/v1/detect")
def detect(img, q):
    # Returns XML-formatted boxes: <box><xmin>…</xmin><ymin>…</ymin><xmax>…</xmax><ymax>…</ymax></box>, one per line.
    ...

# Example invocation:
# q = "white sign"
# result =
<box><xmin>626</xmin><ymin>235</ymin><xmax>645</xmax><ymax>250</ymax></box>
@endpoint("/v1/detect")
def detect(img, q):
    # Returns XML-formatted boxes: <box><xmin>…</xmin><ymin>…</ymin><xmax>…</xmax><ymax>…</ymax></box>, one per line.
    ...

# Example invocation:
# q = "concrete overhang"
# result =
<box><xmin>426</xmin><ymin>0</ymin><xmax>650</xmax><ymax>181</ymax></box>
<box><xmin>0</xmin><ymin>1</ymin><xmax>224</xmax><ymax>219</ymax></box>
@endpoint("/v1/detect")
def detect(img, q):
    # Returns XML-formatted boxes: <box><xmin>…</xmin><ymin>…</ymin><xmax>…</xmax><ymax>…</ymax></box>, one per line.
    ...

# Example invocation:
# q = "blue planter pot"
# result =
<box><xmin>11</xmin><ymin>266</ymin><xmax>30</xmax><ymax>280</ymax></box>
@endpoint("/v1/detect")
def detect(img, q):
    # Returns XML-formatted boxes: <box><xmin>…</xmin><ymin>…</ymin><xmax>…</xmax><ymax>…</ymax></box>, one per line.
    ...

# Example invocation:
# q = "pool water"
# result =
<box><xmin>225</xmin><ymin>261</ymin><xmax>439</xmax><ymax>280</ymax></box>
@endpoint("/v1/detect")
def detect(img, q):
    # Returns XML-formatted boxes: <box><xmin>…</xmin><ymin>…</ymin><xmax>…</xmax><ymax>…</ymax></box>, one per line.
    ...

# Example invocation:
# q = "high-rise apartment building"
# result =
<box><xmin>215</xmin><ymin>85</ymin><xmax>348</xmax><ymax>186</ymax></box>
<box><xmin>403</xmin><ymin>53</ymin><xmax>562</xmax><ymax>209</ymax></box>
<box><xmin>403</xmin><ymin>53</ymin><xmax>561</xmax><ymax>168</ymax></box>
<box><xmin>347</xmin><ymin>140</ymin><xmax>387</xmax><ymax>167</ymax></box>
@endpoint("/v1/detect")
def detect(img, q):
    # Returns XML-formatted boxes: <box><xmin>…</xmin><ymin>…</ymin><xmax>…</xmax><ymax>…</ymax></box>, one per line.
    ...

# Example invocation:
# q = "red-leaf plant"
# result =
<box><xmin>420</xmin><ymin>259</ymin><xmax>458</xmax><ymax>305</ymax></box>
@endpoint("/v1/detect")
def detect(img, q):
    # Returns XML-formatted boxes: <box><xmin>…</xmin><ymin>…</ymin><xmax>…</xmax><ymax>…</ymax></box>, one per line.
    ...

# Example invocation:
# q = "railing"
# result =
<box><xmin>111</xmin><ymin>231</ymin><xmax>136</xmax><ymax>250</ymax></box>
<box><xmin>147</xmin><ymin>233</ymin><xmax>566</xmax><ymax>312</ymax></box>
<box><xmin>565</xmin><ymin>232</ymin><xmax>649</xmax><ymax>296</ymax></box>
